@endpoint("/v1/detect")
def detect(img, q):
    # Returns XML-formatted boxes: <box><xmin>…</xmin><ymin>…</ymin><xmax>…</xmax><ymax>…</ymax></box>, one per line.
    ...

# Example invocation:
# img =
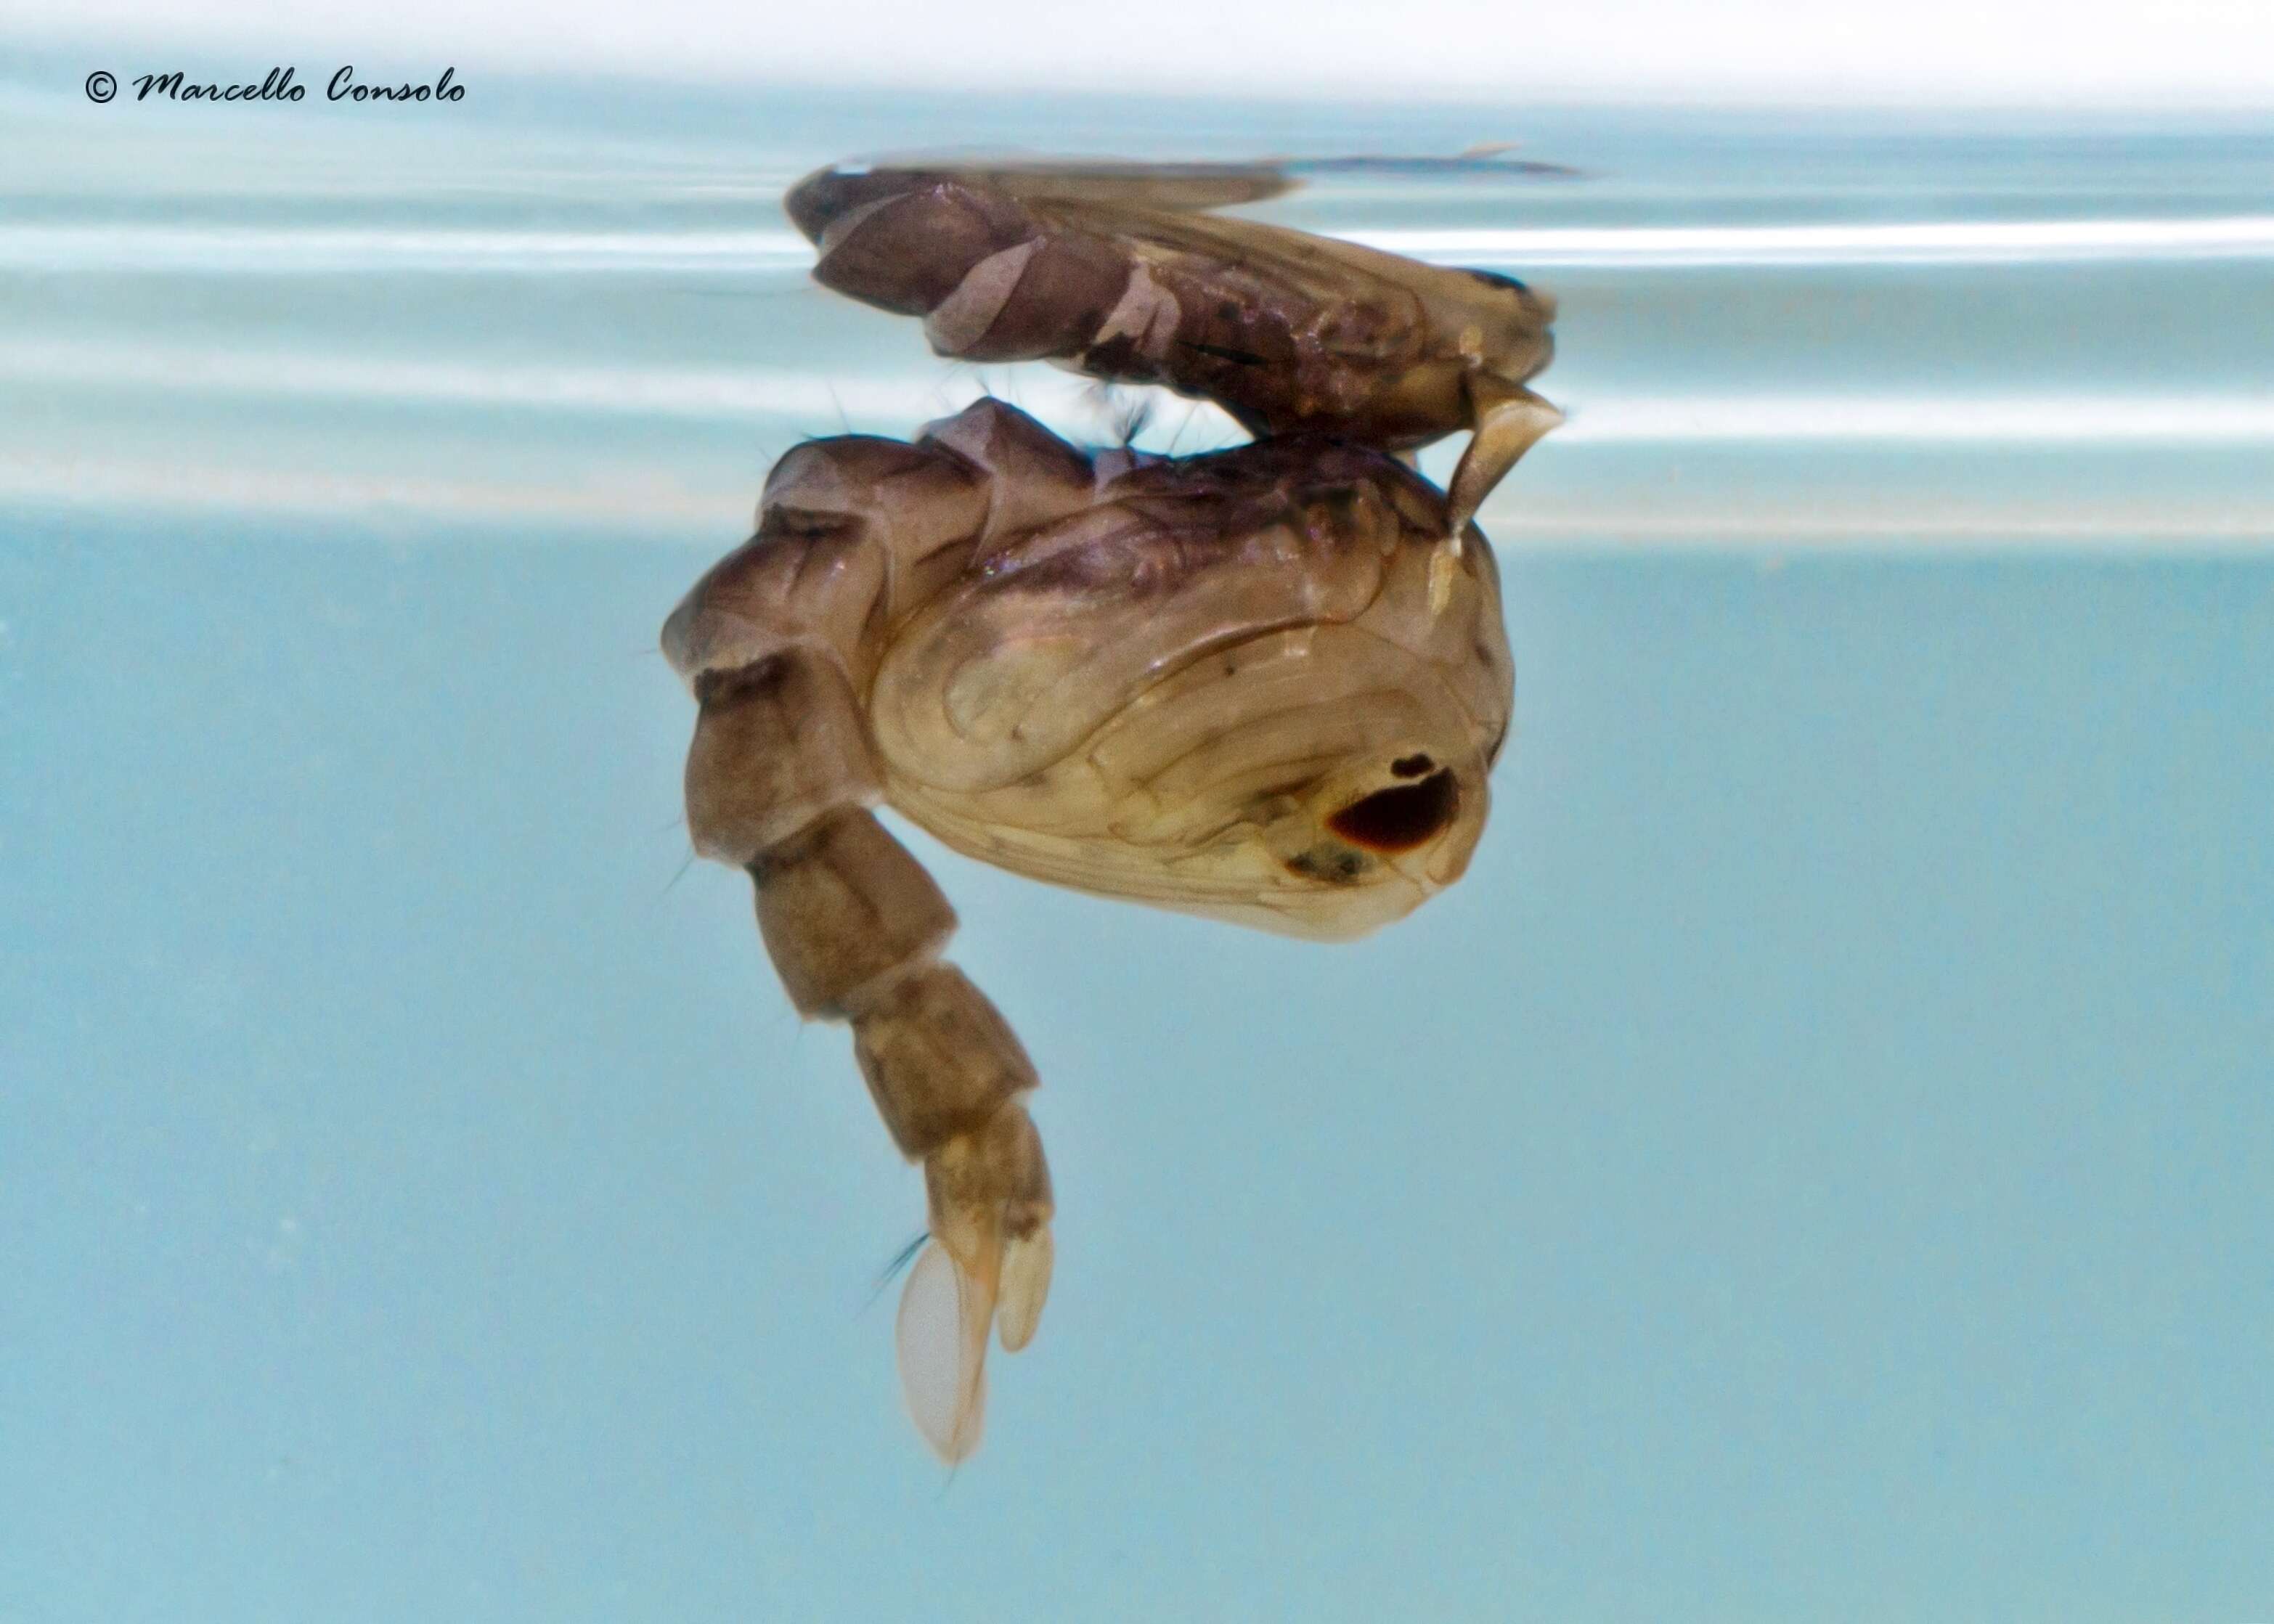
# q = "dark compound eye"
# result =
<box><xmin>1326</xmin><ymin>770</ymin><xmax>1460</xmax><ymax>853</ymax></box>
<box><xmin>1463</xmin><ymin>267</ymin><xmax>1533</xmax><ymax>296</ymax></box>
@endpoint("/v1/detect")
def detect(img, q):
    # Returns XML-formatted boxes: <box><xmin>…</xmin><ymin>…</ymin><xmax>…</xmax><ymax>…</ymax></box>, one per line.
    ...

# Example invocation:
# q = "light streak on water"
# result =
<box><xmin>9</xmin><ymin>215</ymin><xmax>2274</xmax><ymax>274</ymax></box>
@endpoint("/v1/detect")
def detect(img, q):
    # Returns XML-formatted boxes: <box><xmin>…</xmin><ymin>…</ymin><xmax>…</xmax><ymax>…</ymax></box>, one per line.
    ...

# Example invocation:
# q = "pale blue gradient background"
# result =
<box><xmin>3</xmin><ymin>58</ymin><xmax>2273</xmax><ymax>1624</ymax></box>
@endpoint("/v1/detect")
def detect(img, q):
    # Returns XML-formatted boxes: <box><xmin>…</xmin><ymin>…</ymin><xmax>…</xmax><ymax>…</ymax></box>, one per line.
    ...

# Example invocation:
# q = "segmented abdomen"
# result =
<box><xmin>783</xmin><ymin>167</ymin><xmax>1444</xmax><ymax>441</ymax></box>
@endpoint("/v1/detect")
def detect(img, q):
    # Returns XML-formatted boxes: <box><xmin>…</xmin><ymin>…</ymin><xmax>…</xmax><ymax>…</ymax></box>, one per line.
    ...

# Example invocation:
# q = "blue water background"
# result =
<box><xmin>3</xmin><ymin>62</ymin><xmax>2271</xmax><ymax>1620</ymax></box>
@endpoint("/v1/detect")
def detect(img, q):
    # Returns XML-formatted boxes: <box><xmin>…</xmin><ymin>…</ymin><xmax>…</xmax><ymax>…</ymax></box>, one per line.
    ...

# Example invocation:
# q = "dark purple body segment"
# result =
<box><xmin>781</xmin><ymin>163</ymin><xmax>1556</xmax><ymax>454</ymax></box>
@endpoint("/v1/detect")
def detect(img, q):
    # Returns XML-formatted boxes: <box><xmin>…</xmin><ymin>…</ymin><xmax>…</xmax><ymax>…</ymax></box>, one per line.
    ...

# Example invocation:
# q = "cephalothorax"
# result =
<box><xmin>664</xmin><ymin>161</ymin><xmax>1552</xmax><ymax>1460</ymax></box>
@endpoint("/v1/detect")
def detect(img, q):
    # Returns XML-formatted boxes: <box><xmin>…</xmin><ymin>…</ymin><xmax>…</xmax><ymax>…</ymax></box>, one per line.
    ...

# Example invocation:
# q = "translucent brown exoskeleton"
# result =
<box><xmin>664</xmin><ymin>160</ymin><xmax>1546</xmax><ymax>1461</ymax></box>
<box><xmin>783</xmin><ymin>159</ymin><xmax>1564</xmax><ymax>578</ymax></box>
